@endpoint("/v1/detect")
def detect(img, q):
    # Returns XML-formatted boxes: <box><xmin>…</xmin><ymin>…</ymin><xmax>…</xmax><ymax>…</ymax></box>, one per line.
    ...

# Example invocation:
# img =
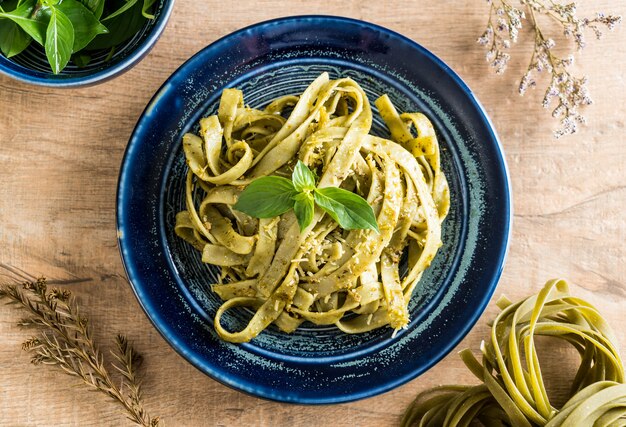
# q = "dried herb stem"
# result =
<box><xmin>0</xmin><ymin>278</ymin><xmax>161</xmax><ymax>427</ymax></box>
<box><xmin>477</xmin><ymin>0</ymin><xmax>621</xmax><ymax>137</ymax></box>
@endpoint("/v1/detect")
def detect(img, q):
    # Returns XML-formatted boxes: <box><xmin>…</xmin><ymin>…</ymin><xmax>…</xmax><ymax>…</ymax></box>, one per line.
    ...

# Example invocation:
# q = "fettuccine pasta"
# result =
<box><xmin>401</xmin><ymin>279</ymin><xmax>625</xmax><ymax>426</ymax></box>
<box><xmin>175</xmin><ymin>73</ymin><xmax>449</xmax><ymax>343</ymax></box>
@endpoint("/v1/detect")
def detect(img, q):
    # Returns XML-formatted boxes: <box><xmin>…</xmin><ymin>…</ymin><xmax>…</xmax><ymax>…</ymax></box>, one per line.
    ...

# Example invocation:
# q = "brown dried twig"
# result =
<box><xmin>0</xmin><ymin>278</ymin><xmax>161</xmax><ymax>427</ymax></box>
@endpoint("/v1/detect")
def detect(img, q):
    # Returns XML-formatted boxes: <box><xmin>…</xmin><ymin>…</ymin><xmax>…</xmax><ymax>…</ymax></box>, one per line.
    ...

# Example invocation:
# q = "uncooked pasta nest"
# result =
<box><xmin>401</xmin><ymin>279</ymin><xmax>626</xmax><ymax>427</ymax></box>
<box><xmin>174</xmin><ymin>72</ymin><xmax>450</xmax><ymax>343</ymax></box>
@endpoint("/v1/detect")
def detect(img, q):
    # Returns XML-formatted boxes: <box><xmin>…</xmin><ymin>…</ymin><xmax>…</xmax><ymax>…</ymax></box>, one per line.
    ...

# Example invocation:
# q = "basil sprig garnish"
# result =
<box><xmin>234</xmin><ymin>161</ymin><xmax>379</xmax><ymax>233</ymax></box>
<box><xmin>0</xmin><ymin>0</ymin><xmax>156</xmax><ymax>73</ymax></box>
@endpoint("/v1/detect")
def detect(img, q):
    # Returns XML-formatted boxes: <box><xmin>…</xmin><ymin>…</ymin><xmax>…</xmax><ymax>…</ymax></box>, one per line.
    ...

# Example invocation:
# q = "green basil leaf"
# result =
<box><xmin>233</xmin><ymin>176</ymin><xmax>297</xmax><ymax>218</ymax></box>
<box><xmin>85</xmin><ymin>0</ymin><xmax>145</xmax><ymax>50</ymax></box>
<box><xmin>141</xmin><ymin>0</ymin><xmax>156</xmax><ymax>19</ymax></box>
<box><xmin>101</xmin><ymin>0</ymin><xmax>138</xmax><ymax>21</ymax></box>
<box><xmin>72</xmin><ymin>51</ymin><xmax>90</xmax><ymax>67</ymax></box>
<box><xmin>0</xmin><ymin>0</ymin><xmax>46</xmax><ymax>45</ymax></box>
<box><xmin>293</xmin><ymin>192</ymin><xmax>314</xmax><ymax>232</ymax></box>
<box><xmin>314</xmin><ymin>187</ymin><xmax>379</xmax><ymax>232</ymax></box>
<box><xmin>78</xmin><ymin>0</ymin><xmax>104</xmax><ymax>19</ymax></box>
<box><xmin>57</xmin><ymin>0</ymin><xmax>107</xmax><ymax>51</ymax></box>
<box><xmin>0</xmin><ymin>19</ymin><xmax>32</xmax><ymax>57</ymax></box>
<box><xmin>292</xmin><ymin>160</ymin><xmax>316</xmax><ymax>192</ymax></box>
<box><xmin>0</xmin><ymin>0</ymin><xmax>20</xmax><ymax>12</ymax></box>
<box><xmin>45</xmin><ymin>7</ymin><xmax>74</xmax><ymax>74</ymax></box>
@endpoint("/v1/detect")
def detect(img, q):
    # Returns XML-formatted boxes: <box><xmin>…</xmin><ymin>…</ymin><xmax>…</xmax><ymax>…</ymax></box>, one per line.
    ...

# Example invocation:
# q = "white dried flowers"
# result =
<box><xmin>478</xmin><ymin>0</ymin><xmax>621</xmax><ymax>137</ymax></box>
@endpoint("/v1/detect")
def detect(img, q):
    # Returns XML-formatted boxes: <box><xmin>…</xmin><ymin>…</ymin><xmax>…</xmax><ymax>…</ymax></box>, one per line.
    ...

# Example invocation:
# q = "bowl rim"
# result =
<box><xmin>116</xmin><ymin>14</ymin><xmax>512</xmax><ymax>404</ymax></box>
<box><xmin>0</xmin><ymin>0</ymin><xmax>176</xmax><ymax>88</ymax></box>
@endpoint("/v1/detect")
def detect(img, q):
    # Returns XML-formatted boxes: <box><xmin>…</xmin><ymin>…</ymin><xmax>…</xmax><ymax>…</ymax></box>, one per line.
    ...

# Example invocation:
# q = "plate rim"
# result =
<box><xmin>116</xmin><ymin>14</ymin><xmax>512</xmax><ymax>404</ymax></box>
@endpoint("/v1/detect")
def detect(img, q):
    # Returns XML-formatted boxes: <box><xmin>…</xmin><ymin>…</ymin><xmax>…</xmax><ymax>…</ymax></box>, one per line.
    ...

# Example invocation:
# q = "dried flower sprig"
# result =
<box><xmin>478</xmin><ymin>0</ymin><xmax>621</xmax><ymax>137</ymax></box>
<box><xmin>477</xmin><ymin>0</ymin><xmax>525</xmax><ymax>73</ymax></box>
<box><xmin>0</xmin><ymin>278</ymin><xmax>161</xmax><ymax>427</ymax></box>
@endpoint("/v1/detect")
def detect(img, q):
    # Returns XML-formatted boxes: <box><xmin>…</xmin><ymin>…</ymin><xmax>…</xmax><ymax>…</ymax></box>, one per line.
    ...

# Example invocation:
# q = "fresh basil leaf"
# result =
<box><xmin>57</xmin><ymin>0</ymin><xmax>107</xmax><ymax>51</ymax></box>
<box><xmin>233</xmin><ymin>176</ymin><xmax>297</xmax><ymax>218</ymax></box>
<box><xmin>293</xmin><ymin>192</ymin><xmax>314</xmax><ymax>232</ymax></box>
<box><xmin>292</xmin><ymin>160</ymin><xmax>316</xmax><ymax>192</ymax></box>
<box><xmin>0</xmin><ymin>19</ymin><xmax>32</xmax><ymax>57</ymax></box>
<box><xmin>85</xmin><ymin>0</ymin><xmax>145</xmax><ymax>50</ymax></box>
<box><xmin>0</xmin><ymin>0</ymin><xmax>20</xmax><ymax>12</ymax></box>
<box><xmin>101</xmin><ymin>0</ymin><xmax>138</xmax><ymax>21</ymax></box>
<box><xmin>78</xmin><ymin>0</ymin><xmax>104</xmax><ymax>18</ymax></box>
<box><xmin>45</xmin><ymin>7</ymin><xmax>74</xmax><ymax>74</ymax></box>
<box><xmin>72</xmin><ymin>51</ymin><xmax>90</xmax><ymax>67</ymax></box>
<box><xmin>141</xmin><ymin>0</ymin><xmax>156</xmax><ymax>19</ymax></box>
<box><xmin>0</xmin><ymin>0</ymin><xmax>46</xmax><ymax>45</ymax></box>
<box><xmin>314</xmin><ymin>187</ymin><xmax>379</xmax><ymax>232</ymax></box>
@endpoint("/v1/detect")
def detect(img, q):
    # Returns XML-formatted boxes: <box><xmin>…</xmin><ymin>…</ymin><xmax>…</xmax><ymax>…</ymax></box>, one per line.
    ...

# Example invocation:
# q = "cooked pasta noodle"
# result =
<box><xmin>175</xmin><ymin>72</ymin><xmax>450</xmax><ymax>343</ymax></box>
<box><xmin>401</xmin><ymin>279</ymin><xmax>626</xmax><ymax>427</ymax></box>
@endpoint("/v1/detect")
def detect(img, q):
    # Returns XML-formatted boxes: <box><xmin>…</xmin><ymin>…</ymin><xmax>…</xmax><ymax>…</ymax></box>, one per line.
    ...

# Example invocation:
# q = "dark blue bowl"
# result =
<box><xmin>0</xmin><ymin>0</ymin><xmax>175</xmax><ymax>87</ymax></box>
<box><xmin>117</xmin><ymin>16</ymin><xmax>512</xmax><ymax>404</ymax></box>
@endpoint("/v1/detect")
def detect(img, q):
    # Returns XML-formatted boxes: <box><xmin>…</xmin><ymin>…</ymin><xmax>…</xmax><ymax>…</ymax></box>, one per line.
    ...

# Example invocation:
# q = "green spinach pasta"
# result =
<box><xmin>401</xmin><ymin>279</ymin><xmax>626</xmax><ymax>426</ymax></box>
<box><xmin>174</xmin><ymin>72</ymin><xmax>450</xmax><ymax>343</ymax></box>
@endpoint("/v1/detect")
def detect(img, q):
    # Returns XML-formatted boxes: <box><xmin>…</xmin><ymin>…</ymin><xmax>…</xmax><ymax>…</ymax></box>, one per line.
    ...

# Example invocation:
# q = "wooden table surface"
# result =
<box><xmin>1</xmin><ymin>1</ymin><xmax>624</xmax><ymax>425</ymax></box>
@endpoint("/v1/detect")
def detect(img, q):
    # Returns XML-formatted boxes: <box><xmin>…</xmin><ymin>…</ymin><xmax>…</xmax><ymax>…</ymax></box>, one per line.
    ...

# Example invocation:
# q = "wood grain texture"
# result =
<box><xmin>0</xmin><ymin>0</ymin><xmax>624</xmax><ymax>425</ymax></box>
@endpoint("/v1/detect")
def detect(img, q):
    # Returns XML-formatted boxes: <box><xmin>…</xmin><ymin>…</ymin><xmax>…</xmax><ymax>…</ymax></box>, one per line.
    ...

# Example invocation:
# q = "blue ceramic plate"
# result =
<box><xmin>117</xmin><ymin>16</ymin><xmax>511</xmax><ymax>404</ymax></box>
